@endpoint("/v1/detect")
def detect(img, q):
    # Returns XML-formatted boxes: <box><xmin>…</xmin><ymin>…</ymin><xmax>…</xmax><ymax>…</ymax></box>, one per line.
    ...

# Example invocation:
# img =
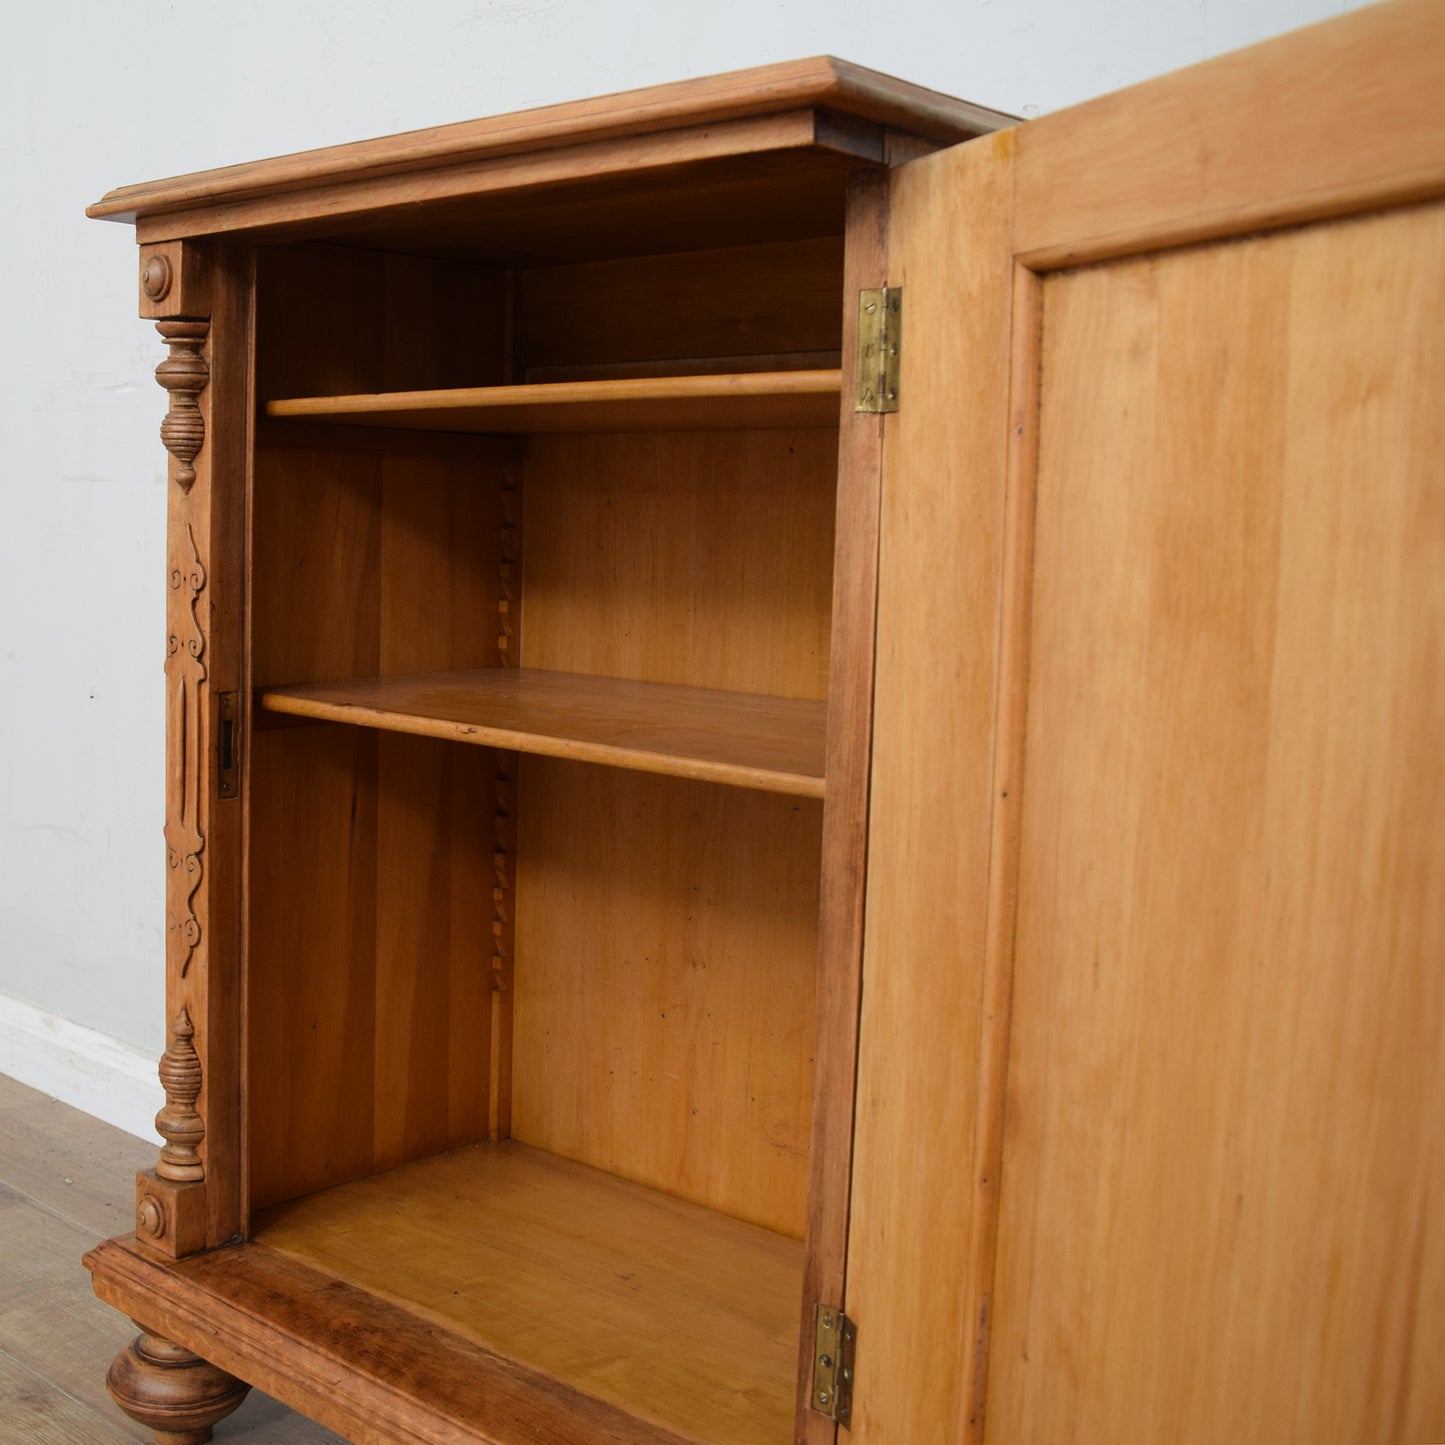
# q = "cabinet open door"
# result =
<box><xmin>846</xmin><ymin>2</ymin><xmax>1445</xmax><ymax>1441</ymax></box>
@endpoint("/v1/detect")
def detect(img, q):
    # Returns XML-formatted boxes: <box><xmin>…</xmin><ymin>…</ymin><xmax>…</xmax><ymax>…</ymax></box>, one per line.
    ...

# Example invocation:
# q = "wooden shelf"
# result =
<box><xmin>251</xmin><ymin>1141</ymin><xmax>804</xmax><ymax>1445</ymax></box>
<box><xmin>263</xmin><ymin>369</ymin><xmax>842</xmax><ymax>433</ymax></box>
<box><xmin>259</xmin><ymin>666</ymin><xmax>826</xmax><ymax>797</ymax></box>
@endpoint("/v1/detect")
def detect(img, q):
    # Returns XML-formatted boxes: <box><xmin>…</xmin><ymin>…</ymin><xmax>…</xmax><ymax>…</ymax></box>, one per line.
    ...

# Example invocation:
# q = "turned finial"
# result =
<box><xmin>155</xmin><ymin>321</ymin><xmax>209</xmax><ymax>491</ymax></box>
<box><xmin>155</xmin><ymin>1008</ymin><xmax>205</xmax><ymax>1183</ymax></box>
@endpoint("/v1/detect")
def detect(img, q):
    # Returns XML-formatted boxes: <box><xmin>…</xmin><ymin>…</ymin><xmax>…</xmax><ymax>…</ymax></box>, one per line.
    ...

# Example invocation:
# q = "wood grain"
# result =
<box><xmin>261</xmin><ymin>667</ymin><xmax>826</xmax><ymax>798</ymax></box>
<box><xmin>86</xmin><ymin>1236</ymin><xmax>704</xmax><ymax>1445</ymax></box>
<box><xmin>266</xmin><ymin>369</ymin><xmax>843</xmax><ymax>433</ymax></box>
<box><xmin>247</xmin><ymin>435</ymin><xmax>506</xmax><ymax>1209</ymax></box>
<box><xmin>252</xmin><ymin>1141</ymin><xmax>803</xmax><ymax>1444</ymax></box>
<box><xmin>516</xmin><ymin>236</ymin><xmax>844</xmax><ymax>380</ymax></box>
<box><xmin>0</xmin><ymin>1077</ymin><xmax>340</xmax><ymax>1442</ymax></box>
<box><xmin>512</xmin><ymin>761</ymin><xmax>822</xmax><ymax>1236</ymax></box>
<box><xmin>1014</xmin><ymin>0</ymin><xmax>1445</xmax><ymax>267</ymax></box>
<box><xmin>89</xmin><ymin>57</ymin><xmax>1013</xmax><ymax>223</ymax></box>
<box><xmin>0</xmin><ymin>1352</ymin><xmax>133</xmax><ymax>1445</ymax></box>
<box><xmin>159</xmin><ymin>241</ymin><xmax>250</xmax><ymax>1254</ymax></box>
<box><xmin>254</xmin><ymin>243</ymin><xmax>510</xmax><ymax>400</ymax></box>
<box><xmin>129</xmin><ymin>114</ymin><xmax>862</xmax><ymax>249</ymax></box>
<box><xmin>0</xmin><ymin>1071</ymin><xmax>152</xmax><ymax>1241</ymax></box>
<box><xmin>843</xmin><ymin>130</ymin><xmax>1018</xmax><ymax>1444</ymax></box>
<box><xmin>0</xmin><ymin>1186</ymin><xmax>154</xmax><ymax>1427</ymax></box>
<box><xmin>795</xmin><ymin>163</ymin><xmax>888</xmax><ymax>1445</ymax></box>
<box><xmin>521</xmin><ymin>428</ymin><xmax>836</xmax><ymax>699</ymax></box>
<box><xmin>986</xmin><ymin>200</ymin><xmax>1445</xmax><ymax>1445</ymax></box>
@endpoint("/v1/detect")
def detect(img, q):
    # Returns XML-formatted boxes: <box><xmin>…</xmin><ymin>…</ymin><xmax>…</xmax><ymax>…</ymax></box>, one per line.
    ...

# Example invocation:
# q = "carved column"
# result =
<box><xmin>155</xmin><ymin>1008</ymin><xmax>205</xmax><ymax>1182</ymax></box>
<box><xmin>156</xmin><ymin>322</ymin><xmax>210</xmax><ymax>491</ymax></box>
<box><xmin>133</xmin><ymin>243</ymin><xmax>218</xmax><ymax>1261</ymax></box>
<box><xmin>101</xmin><ymin>237</ymin><xmax>247</xmax><ymax>1445</ymax></box>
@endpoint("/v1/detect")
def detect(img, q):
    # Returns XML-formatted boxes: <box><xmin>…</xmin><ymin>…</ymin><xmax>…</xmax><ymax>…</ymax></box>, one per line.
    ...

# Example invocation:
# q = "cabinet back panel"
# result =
<box><xmin>255</xmin><ymin>242</ymin><xmax>511</xmax><ymax>399</ymax></box>
<box><xmin>249</xmin><ymin>436</ymin><xmax>511</xmax><ymax>688</ymax></box>
<box><xmin>247</xmin><ymin>437</ymin><xmax>510</xmax><ymax>1209</ymax></box>
<box><xmin>512</xmin><ymin>758</ymin><xmax>822</xmax><ymax>1238</ymax></box>
<box><xmin>521</xmin><ymin>428</ymin><xmax>836</xmax><ymax>699</ymax></box>
<box><xmin>518</xmin><ymin>236</ymin><xmax>844</xmax><ymax>380</ymax></box>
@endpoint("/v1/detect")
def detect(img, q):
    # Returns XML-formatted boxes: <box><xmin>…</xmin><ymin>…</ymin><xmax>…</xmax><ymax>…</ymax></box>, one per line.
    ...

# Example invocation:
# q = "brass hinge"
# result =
<box><xmin>810</xmin><ymin>1303</ymin><xmax>857</xmax><ymax>1426</ymax></box>
<box><xmin>854</xmin><ymin>286</ymin><xmax>902</xmax><ymax>414</ymax></box>
<box><xmin>216</xmin><ymin>691</ymin><xmax>240</xmax><ymax>799</ymax></box>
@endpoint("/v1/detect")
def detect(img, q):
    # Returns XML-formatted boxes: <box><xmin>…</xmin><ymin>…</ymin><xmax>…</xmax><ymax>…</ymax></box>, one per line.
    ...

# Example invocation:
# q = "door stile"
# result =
<box><xmin>961</xmin><ymin>256</ymin><xmax>1043</xmax><ymax>1442</ymax></box>
<box><xmin>796</xmin><ymin>165</ymin><xmax>891</xmax><ymax>1445</ymax></box>
<box><xmin>842</xmin><ymin>127</ymin><xmax>1020</xmax><ymax>1443</ymax></box>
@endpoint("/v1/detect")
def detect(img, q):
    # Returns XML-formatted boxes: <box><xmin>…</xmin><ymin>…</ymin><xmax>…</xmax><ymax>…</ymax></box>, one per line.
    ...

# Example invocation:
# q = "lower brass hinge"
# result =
<box><xmin>810</xmin><ymin>1304</ymin><xmax>857</xmax><ymax>1426</ymax></box>
<box><xmin>216</xmin><ymin>691</ymin><xmax>240</xmax><ymax>799</ymax></box>
<box><xmin>854</xmin><ymin>286</ymin><xmax>902</xmax><ymax>413</ymax></box>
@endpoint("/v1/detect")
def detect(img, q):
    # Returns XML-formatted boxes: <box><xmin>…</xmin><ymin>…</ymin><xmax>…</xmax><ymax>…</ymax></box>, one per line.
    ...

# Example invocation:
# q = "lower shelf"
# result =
<box><xmin>88</xmin><ymin>1141</ymin><xmax>804</xmax><ymax>1445</ymax></box>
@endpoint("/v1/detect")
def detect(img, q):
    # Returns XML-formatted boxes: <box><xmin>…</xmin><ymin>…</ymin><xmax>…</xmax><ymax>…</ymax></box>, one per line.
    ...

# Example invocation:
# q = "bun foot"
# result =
<box><xmin>106</xmin><ymin>1326</ymin><xmax>250</xmax><ymax>1444</ymax></box>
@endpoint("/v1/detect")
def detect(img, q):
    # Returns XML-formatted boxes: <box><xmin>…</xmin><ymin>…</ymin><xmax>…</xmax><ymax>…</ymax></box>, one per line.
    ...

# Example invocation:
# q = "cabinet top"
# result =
<box><xmin>87</xmin><ymin>57</ymin><xmax>1013</xmax><ymax>244</ymax></box>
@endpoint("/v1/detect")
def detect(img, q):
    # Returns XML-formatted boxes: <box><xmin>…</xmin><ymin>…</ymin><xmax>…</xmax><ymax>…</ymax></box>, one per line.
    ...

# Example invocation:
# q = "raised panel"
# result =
<box><xmin>987</xmin><ymin>201</ymin><xmax>1445</xmax><ymax>1445</ymax></box>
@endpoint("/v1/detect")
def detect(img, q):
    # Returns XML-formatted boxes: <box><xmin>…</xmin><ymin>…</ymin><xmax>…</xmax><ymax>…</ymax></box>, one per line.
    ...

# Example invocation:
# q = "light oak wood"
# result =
<box><xmin>106</xmin><ymin>1329</ymin><xmax>250</xmax><ymax>1445</ymax></box>
<box><xmin>795</xmin><ymin>165</ymin><xmax>889</xmax><ymax>1445</ymax></box>
<box><xmin>987</xmin><ymin>198</ymin><xmax>1445</xmax><ymax>1445</ymax></box>
<box><xmin>521</xmin><ymin>429</ymin><xmax>836</xmax><ymax>699</ymax></box>
<box><xmin>1014</xmin><ymin>0</ymin><xmax>1445</xmax><ymax>267</ymax></box>
<box><xmin>250</xmin><ymin>1140</ymin><xmax>803</xmax><ymax>1445</ymax></box>
<box><xmin>162</xmin><ymin>242</ymin><xmax>250</xmax><ymax>1256</ymax></box>
<box><xmin>261</xmin><ymin>667</ymin><xmax>826</xmax><ymax>798</ymax></box>
<box><xmin>130</xmin><ymin>115</ymin><xmax>868</xmax><ymax>259</ymax></box>
<box><xmin>843</xmin><ymin>130</ymin><xmax>1018</xmax><ymax>1445</ymax></box>
<box><xmin>247</xmin><ymin>436</ymin><xmax>506</xmax><ymax>1210</ymax></box>
<box><xmin>87</xmin><ymin>1235</ymin><xmax>707</xmax><ymax>1445</ymax></box>
<box><xmin>152</xmin><ymin>1010</ymin><xmax>203</xmax><ymax>1183</ymax></box>
<box><xmin>512</xmin><ymin>761</ymin><xmax>822</xmax><ymax>1236</ymax></box>
<box><xmin>154</xmin><ymin>323</ymin><xmax>208</xmax><ymax>489</ymax></box>
<box><xmin>516</xmin><ymin>236</ymin><xmax>845</xmax><ymax>380</ymax></box>
<box><xmin>255</xmin><ymin>244</ymin><xmax>511</xmax><ymax>399</ymax></box>
<box><xmin>842</xmin><ymin>8</ymin><xmax>1445</xmax><ymax>1441</ymax></box>
<box><xmin>266</xmin><ymin>369</ymin><xmax>843</xmax><ymax>433</ymax></box>
<box><xmin>88</xmin><ymin>58</ymin><xmax>1012</xmax><ymax>224</ymax></box>
<box><xmin>85</xmin><ymin>19</ymin><xmax>1445</xmax><ymax>1445</ymax></box>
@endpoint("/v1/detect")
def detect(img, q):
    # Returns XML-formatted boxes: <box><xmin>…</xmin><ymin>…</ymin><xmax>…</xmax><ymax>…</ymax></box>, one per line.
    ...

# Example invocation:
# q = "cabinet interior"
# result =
<box><xmin>243</xmin><ymin>224</ymin><xmax>847</xmax><ymax>1441</ymax></box>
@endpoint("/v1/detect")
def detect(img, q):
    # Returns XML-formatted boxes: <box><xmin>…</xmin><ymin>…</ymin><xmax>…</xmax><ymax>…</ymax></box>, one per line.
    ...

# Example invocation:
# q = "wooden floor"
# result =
<box><xmin>0</xmin><ymin>1071</ymin><xmax>342</xmax><ymax>1443</ymax></box>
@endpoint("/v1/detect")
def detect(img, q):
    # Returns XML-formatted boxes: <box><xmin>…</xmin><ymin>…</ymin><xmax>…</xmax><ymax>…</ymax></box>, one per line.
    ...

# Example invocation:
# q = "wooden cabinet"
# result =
<box><xmin>84</xmin><ymin>9</ymin><xmax>1445</xmax><ymax>1444</ymax></box>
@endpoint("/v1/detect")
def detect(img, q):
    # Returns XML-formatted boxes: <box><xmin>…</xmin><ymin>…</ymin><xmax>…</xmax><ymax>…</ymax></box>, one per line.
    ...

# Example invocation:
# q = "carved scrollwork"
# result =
<box><xmin>165</xmin><ymin>525</ymin><xmax>206</xmax><ymax>977</ymax></box>
<box><xmin>155</xmin><ymin>321</ymin><xmax>209</xmax><ymax>491</ymax></box>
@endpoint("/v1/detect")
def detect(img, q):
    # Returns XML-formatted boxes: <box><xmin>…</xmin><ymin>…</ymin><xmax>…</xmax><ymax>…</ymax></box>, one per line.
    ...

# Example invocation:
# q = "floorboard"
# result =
<box><xmin>0</xmin><ymin>1072</ymin><xmax>342</xmax><ymax>1443</ymax></box>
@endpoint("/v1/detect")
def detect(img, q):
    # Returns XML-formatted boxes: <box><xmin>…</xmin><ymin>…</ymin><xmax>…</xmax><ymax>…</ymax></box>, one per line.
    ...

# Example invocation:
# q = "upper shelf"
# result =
<box><xmin>260</xmin><ymin>667</ymin><xmax>827</xmax><ymax>798</ymax></box>
<box><xmin>265</xmin><ymin>369</ymin><xmax>843</xmax><ymax>434</ymax></box>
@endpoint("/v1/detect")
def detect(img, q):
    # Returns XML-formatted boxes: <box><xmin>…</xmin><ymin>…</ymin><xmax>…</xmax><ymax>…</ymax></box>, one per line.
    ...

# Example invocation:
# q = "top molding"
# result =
<box><xmin>88</xmin><ymin>57</ymin><xmax>1015</xmax><ymax>227</ymax></box>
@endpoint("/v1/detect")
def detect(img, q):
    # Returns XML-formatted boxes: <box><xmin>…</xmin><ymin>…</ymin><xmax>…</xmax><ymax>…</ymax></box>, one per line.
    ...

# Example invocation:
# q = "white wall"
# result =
<box><xmin>1</xmin><ymin>0</ymin><xmax>1360</xmax><ymax>1067</ymax></box>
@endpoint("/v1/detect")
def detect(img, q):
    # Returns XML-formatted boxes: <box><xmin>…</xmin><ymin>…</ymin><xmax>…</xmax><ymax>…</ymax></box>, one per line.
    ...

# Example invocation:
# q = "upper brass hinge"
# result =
<box><xmin>810</xmin><ymin>1303</ymin><xmax>857</xmax><ymax>1427</ymax></box>
<box><xmin>216</xmin><ymin>691</ymin><xmax>240</xmax><ymax>799</ymax></box>
<box><xmin>854</xmin><ymin>286</ymin><xmax>902</xmax><ymax>414</ymax></box>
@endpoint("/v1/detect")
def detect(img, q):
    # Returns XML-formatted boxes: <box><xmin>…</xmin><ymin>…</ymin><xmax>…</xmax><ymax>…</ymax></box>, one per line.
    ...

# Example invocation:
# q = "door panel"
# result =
<box><xmin>991</xmin><ymin>201</ymin><xmax>1445</xmax><ymax>1445</ymax></box>
<box><xmin>848</xmin><ymin>4</ymin><xmax>1445</xmax><ymax>1441</ymax></box>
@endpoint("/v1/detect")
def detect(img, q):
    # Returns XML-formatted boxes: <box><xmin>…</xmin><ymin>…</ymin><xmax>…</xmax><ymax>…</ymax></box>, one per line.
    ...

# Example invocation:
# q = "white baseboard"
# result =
<box><xmin>0</xmin><ymin>992</ymin><xmax>161</xmax><ymax>1143</ymax></box>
